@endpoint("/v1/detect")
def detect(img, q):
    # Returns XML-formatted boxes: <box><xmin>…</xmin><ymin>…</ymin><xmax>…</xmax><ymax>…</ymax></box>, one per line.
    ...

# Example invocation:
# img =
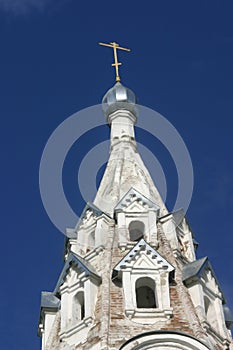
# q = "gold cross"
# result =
<box><xmin>99</xmin><ymin>41</ymin><xmax>131</xmax><ymax>82</ymax></box>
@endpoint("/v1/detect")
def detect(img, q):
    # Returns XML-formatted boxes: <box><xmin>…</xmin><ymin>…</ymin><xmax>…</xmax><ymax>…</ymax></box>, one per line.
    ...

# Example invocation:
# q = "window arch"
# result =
<box><xmin>204</xmin><ymin>296</ymin><xmax>210</xmax><ymax>317</ymax></box>
<box><xmin>204</xmin><ymin>295</ymin><xmax>218</xmax><ymax>330</ymax></box>
<box><xmin>86</xmin><ymin>231</ymin><xmax>95</xmax><ymax>253</ymax></box>
<box><xmin>129</xmin><ymin>221</ymin><xmax>145</xmax><ymax>241</ymax></box>
<box><xmin>73</xmin><ymin>291</ymin><xmax>85</xmax><ymax>321</ymax></box>
<box><xmin>136</xmin><ymin>277</ymin><xmax>157</xmax><ymax>308</ymax></box>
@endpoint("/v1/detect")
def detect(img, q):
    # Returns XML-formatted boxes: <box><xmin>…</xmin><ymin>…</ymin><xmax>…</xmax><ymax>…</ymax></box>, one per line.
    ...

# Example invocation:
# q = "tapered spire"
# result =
<box><xmin>93</xmin><ymin>81</ymin><xmax>168</xmax><ymax>217</ymax></box>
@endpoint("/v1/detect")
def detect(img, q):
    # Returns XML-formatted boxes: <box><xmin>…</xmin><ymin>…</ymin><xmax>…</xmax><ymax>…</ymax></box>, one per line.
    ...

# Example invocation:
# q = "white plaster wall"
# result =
<box><xmin>43</xmin><ymin>312</ymin><xmax>57</xmax><ymax>350</ymax></box>
<box><xmin>187</xmin><ymin>282</ymin><xmax>205</xmax><ymax>320</ymax></box>
<box><xmin>121</xmin><ymin>255</ymin><xmax>172</xmax><ymax>324</ymax></box>
<box><xmin>160</xmin><ymin>216</ymin><xmax>179</xmax><ymax>251</ymax></box>
<box><xmin>110</xmin><ymin>114</ymin><xmax>135</xmax><ymax>141</ymax></box>
<box><xmin>95</xmin><ymin>217</ymin><xmax>108</xmax><ymax>247</ymax></box>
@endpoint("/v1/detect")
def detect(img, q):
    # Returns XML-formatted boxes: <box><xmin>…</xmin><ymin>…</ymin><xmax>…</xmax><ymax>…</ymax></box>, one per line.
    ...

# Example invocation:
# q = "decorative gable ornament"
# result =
<box><xmin>75</xmin><ymin>202</ymin><xmax>105</xmax><ymax>231</ymax></box>
<box><xmin>182</xmin><ymin>257</ymin><xmax>231</xmax><ymax>347</ymax></box>
<box><xmin>114</xmin><ymin>188</ymin><xmax>160</xmax><ymax>248</ymax></box>
<box><xmin>65</xmin><ymin>202</ymin><xmax>112</xmax><ymax>257</ymax></box>
<box><xmin>54</xmin><ymin>252</ymin><xmax>101</xmax><ymax>294</ymax></box>
<box><xmin>113</xmin><ymin>239</ymin><xmax>174</xmax><ymax>323</ymax></box>
<box><xmin>54</xmin><ymin>252</ymin><xmax>101</xmax><ymax>345</ymax></box>
<box><xmin>114</xmin><ymin>239</ymin><xmax>174</xmax><ymax>274</ymax></box>
<box><xmin>115</xmin><ymin>188</ymin><xmax>160</xmax><ymax>214</ymax></box>
<box><xmin>182</xmin><ymin>256</ymin><xmax>225</xmax><ymax>301</ymax></box>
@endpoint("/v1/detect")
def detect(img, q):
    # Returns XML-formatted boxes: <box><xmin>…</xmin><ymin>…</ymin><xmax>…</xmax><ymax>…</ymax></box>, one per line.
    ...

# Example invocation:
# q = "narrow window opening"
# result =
<box><xmin>129</xmin><ymin>221</ymin><xmax>145</xmax><ymax>241</ymax></box>
<box><xmin>204</xmin><ymin>296</ymin><xmax>210</xmax><ymax>317</ymax></box>
<box><xmin>204</xmin><ymin>295</ymin><xmax>218</xmax><ymax>331</ymax></box>
<box><xmin>73</xmin><ymin>291</ymin><xmax>85</xmax><ymax>321</ymax></box>
<box><xmin>81</xmin><ymin>299</ymin><xmax>85</xmax><ymax>320</ymax></box>
<box><xmin>136</xmin><ymin>277</ymin><xmax>156</xmax><ymax>308</ymax></box>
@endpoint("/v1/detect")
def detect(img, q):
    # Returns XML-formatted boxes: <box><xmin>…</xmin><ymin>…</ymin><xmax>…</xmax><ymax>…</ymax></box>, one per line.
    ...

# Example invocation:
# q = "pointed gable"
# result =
<box><xmin>54</xmin><ymin>252</ymin><xmax>101</xmax><ymax>294</ymax></box>
<box><xmin>75</xmin><ymin>202</ymin><xmax>106</xmax><ymax>231</ymax></box>
<box><xmin>182</xmin><ymin>256</ymin><xmax>208</xmax><ymax>281</ymax></box>
<box><xmin>38</xmin><ymin>292</ymin><xmax>60</xmax><ymax>336</ymax></box>
<box><xmin>114</xmin><ymin>188</ymin><xmax>160</xmax><ymax>213</ymax></box>
<box><xmin>113</xmin><ymin>239</ymin><xmax>174</xmax><ymax>322</ymax></box>
<box><xmin>182</xmin><ymin>256</ymin><xmax>226</xmax><ymax>302</ymax></box>
<box><xmin>114</xmin><ymin>239</ymin><xmax>174</xmax><ymax>273</ymax></box>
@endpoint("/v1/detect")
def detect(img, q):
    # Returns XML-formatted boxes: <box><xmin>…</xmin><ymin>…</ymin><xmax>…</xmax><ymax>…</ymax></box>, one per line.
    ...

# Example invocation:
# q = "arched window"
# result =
<box><xmin>73</xmin><ymin>291</ymin><xmax>85</xmax><ymax>321</ymax></box>
<box><xmin>204</xmin><ymin>296</ymin><xmax>218</xmax><ymax>330</ymax></box>
<box><xmin>136</xmin><ymin>277</ymin><xmax>156</xmax><ymax>308</ymax></box>
<box><xmin>204</xmin><ymin>296</ymin><xmax>210</xmax><ymax>317</ymax></box>
<box><xmin>129</xmin><ymin>221</ymin><xmax>145</xmax><ymax>241</ymax></box>
<box><xmin>87</xmin><ymin>231</ymin><xmax>95</xmax><ymax>253</ymax></box>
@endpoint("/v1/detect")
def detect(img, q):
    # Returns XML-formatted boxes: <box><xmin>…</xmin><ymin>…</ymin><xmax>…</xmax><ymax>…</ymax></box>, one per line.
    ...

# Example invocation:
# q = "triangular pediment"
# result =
<box><xmin>125</xmin><ymin>201</ymin><xmax>146</xmax><ymax>213</ymax></box>
<box><xmin>75</xmin><ymin>202</ymin><xmax>110</xmax><ymax>230</ymax></box>
<box><xmin>182</xmin><ymin>257</ymin><xmax>226</xmax><ymax>302</ymax></box>
<box><xmin>54</xmin><ymin>252</ymin><xmax>101</xmax><ymax>294</ymax></box>
<box><xmin>114</xmin><ymin>239</ymin><xmax>174</xmax><ymax>273</ymax></box>
<box><xmin>114</xmin><ymin>188</ymin><xmax>160</xmax><ymax>213</ymax></box>
<box><xmin>133</xmin><ymin>253</ymin><xmax>160</xmax><ymax>269</ymax></box>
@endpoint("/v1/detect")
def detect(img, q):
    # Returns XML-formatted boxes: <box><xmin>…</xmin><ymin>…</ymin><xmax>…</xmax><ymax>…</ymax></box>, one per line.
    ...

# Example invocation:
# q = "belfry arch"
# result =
<box><xmin>119</xmin><ymin>331</ymin><xmax>211</xmax><ymax>350</ymax></box>
<box><xmin>129</xmin><ymin>220</ymin><xmax>145</xmax><ymax>241</ymax></box>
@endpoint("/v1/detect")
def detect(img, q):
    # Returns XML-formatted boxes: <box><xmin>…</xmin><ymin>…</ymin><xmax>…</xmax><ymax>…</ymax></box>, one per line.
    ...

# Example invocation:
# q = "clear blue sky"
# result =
<box><xmin>0</xmin><ymin>1</ymin><xmax>233</xmax><ymax>349</ymax></box>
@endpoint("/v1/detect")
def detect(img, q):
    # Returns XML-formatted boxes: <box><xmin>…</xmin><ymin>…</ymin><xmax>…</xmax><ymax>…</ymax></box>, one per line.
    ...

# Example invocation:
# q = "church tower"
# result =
<box><xmin>38</xmin><ymin>43</ymin><xmax>233</xmax><ymax>350</ymax></box>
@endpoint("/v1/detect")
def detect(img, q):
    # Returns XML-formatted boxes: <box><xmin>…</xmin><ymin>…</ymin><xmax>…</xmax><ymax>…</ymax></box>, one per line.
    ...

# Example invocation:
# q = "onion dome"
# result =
<box><xmin>102</xmin><ymin>82</ymin><xmax>138</xmax><ymax>119</ymax></box>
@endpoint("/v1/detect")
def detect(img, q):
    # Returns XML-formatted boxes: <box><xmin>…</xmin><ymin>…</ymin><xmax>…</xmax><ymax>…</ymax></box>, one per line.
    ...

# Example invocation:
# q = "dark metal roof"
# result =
<box><xmin>182</xmin><ymin>257</ymin><xmax>226</xmax><ymax>303</ymax></box>
<box><xmin>102</xmin><ymin>82</ymin><xmax>138</xmax><ymax>119</ymax></box>
<box><xmin>38</xmin><ymin>292</ymin><xmax>60</xmax><ymax>336</ymax></box>
<box><xmin>40</xmin><ymin>291</ymin><xmax>60</xmax><ymax>309</ymax></box>
<box><xmin>54</xmin><ymin>252</ymin><xmax>101</xmax><ymax>295</ymax></box>
<box><xmin>182</xmin><ymin>257</ymin><xmax>208</xmax><ymax>281</ymax></box>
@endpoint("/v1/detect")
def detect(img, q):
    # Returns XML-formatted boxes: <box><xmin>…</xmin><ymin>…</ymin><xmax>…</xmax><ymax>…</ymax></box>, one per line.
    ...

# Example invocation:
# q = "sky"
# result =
<box><xmin>0</xmin><ymin>1</ymin><xmax>233</xmax><ymax>349</ymax></box>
